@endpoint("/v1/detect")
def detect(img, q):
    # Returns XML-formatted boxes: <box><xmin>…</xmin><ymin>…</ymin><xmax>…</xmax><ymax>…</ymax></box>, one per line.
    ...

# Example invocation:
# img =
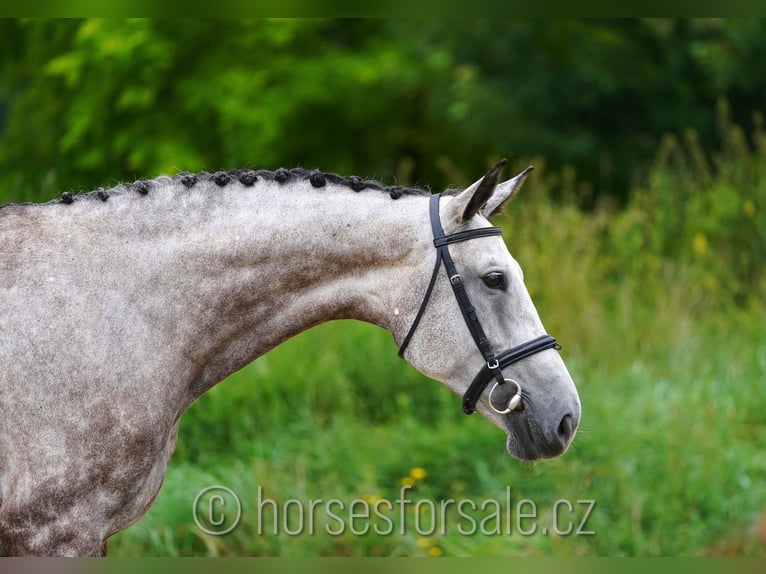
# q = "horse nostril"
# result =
<box><xmin>557</xmin><ymin>413</ymin><xmax>575</xmax><ymax>444</ymax></box>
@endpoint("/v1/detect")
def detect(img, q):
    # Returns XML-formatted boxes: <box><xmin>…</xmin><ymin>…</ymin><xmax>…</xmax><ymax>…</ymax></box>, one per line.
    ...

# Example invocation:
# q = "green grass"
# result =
<box><xmin>108</xmin><ymin>306</ymin><xmax>766</xmax><ymax>556</ymax></box>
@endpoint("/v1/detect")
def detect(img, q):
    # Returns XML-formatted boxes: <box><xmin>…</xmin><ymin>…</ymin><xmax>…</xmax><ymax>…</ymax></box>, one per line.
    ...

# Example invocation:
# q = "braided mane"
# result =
<box><xmin>56</xmin><ymin>167</ymin><xmax>430</xmax><ymax>206</ymax></box>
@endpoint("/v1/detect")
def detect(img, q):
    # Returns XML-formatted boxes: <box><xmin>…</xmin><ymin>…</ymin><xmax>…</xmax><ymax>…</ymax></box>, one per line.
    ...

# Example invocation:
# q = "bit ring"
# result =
<box><xmin>488</xmin><ymin>378</ymin><xmax>523</xmax><ymax>414</ymax></box>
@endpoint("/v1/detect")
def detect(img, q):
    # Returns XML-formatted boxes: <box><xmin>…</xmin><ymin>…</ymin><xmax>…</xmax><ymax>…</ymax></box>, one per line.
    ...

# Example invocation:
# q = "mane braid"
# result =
<box><xmin>1</xmin><ymin>167</ymin><xmax>431</xmax><ymax>211</ymax></box>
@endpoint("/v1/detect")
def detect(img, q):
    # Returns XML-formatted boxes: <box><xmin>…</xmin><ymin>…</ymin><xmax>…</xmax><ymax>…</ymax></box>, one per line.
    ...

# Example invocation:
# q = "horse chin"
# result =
<box><xmin>505</xmin><ymin>432</ymin><xmax>542</xmax><ymax>462</ymax></box>
<box><xmin>505</xmin><ymin>414</ymin><xmax>572</xmax><ymax>461</ymax></box>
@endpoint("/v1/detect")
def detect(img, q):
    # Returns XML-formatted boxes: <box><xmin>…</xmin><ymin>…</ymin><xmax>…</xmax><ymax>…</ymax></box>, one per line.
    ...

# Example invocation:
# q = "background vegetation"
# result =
<box><xmin>1</xmin><ymin>19</ymin><xmax>764</xmax><ymax>556</ymax></box>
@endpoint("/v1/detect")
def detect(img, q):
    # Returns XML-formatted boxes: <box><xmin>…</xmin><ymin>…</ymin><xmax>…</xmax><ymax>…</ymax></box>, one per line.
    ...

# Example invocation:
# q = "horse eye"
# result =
<box><xmin>483</xmin><ymin>272</ymin><xmax>506</xmax><ymax>290</ymax></box>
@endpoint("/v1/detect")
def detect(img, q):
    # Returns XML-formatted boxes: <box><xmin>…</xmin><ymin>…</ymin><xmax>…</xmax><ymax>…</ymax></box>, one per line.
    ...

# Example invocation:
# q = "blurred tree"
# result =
<box><xmin>1</xmin><ymin>19</ymin><xmax>765</xmax><ymax>205</ymax></box>
<box><xmin>0</xmin><ymin>20</ymin><xmax>451</xmax><ymax>197</ymax></box>
<box><xmin>430</xmin><ymin>18</ymin><xmax>766</xmax><ymax>202</ymax></box>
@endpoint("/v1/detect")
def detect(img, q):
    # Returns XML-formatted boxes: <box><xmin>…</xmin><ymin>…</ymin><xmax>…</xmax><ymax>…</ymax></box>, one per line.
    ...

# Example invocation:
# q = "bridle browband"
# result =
<box><xmin>397</xmin><ymin>193</ymin><xmax>561</xmax><ymax>415</ymax></box>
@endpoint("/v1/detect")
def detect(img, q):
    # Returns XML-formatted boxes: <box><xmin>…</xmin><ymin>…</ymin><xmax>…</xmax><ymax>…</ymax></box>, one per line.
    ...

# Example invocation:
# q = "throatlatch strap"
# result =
<box><xmin>397</xmin><ymin>250</ymin><xmax>443</xmax><ymax>358</ymax></box>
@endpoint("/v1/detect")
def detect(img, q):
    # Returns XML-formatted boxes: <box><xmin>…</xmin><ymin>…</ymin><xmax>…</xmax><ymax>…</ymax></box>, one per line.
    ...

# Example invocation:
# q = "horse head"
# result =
<box><xmin>396</xmin><ymin>161</ymin><xmax>581</xmax><ymax>460</ymax></box>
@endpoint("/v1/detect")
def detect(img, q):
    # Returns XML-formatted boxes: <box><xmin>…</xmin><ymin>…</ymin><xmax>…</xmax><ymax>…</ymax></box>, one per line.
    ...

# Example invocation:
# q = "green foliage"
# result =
<box><xmin>0</xmin><ymin>19</ymin><xmax>455</xmax><ymax>197</ymax></box>
<box><xmin>605</xmin><ymin>102</ymin><xmax>766</xmax><ymax>306</ymax></box>
<box><xmin>1</xmin><ymin>19</ymin><xmax>765</xmax><ymax>556</ymax></box>
<box><xmin>3</xmin><ymin>19</ymin><xmax>766</xmax><ymax>203</ymax></box>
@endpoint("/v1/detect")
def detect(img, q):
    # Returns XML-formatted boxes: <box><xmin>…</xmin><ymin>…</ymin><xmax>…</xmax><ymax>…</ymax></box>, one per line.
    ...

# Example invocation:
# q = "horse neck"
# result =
<box><xmin>67</xmin><ymin>180</ymin><xmax>428</xmax><ymax>399</ymax></box>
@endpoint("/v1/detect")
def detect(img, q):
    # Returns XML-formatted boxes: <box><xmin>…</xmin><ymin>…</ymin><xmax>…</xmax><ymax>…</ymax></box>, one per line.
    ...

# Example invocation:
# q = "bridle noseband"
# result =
<box><xmin>397</xmin><ymin>193</ymin><xmax>561</xmax><ymax>415</ymax></box>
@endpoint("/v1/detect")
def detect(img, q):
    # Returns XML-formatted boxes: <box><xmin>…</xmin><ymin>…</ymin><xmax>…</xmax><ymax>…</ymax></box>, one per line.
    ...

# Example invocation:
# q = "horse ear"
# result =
<box><xmin>444</xmin><ymin>159</ymin><xmax>508</xmax><ymax>224</ymax></box>
<box><xmin>480</xmin><ymin>166</ymin><xmax>534</xmax><ymax>218</ymax></box>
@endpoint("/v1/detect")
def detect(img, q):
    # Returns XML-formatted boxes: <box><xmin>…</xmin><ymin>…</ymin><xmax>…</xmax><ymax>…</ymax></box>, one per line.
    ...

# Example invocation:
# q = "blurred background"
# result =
<box><xmin>1</xmin><ymin>19</ymin><xmax>764</xmax><ymax>556</ymax></box>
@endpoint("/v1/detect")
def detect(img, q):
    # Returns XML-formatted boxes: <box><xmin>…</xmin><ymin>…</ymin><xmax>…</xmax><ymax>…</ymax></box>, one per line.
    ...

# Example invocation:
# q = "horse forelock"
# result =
<box><xmin>1</xmin><ymin>168</ymin><xmax>432</xmax><ymax>210</ymax></box>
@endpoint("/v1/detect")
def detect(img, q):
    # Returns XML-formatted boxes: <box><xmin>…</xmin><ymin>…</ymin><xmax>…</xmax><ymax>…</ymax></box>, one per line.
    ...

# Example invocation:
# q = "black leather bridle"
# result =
<box><xmin>397</xmin><ymin>193</ymin><xmax>561</xmax><ymax>415</ymax></box>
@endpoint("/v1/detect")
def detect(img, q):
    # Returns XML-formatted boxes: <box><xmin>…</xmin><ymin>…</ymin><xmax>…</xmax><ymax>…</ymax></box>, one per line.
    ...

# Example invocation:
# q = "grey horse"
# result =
<box><xmin>0</xmin><ymin>161</ymin><xmax>580</xmax><ymax>555</ymax></box>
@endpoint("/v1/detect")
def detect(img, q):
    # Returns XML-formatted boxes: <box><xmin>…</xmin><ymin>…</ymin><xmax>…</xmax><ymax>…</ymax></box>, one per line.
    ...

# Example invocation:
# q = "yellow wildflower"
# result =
<box><xmin>401</xmin><ymin>476</ymin><xmax>416</xmax><ymax>487</ymax></box>
<box><xmin>692</xmin><ymin>232</ymin><xmax>708</xmax><ymax>256</ymax></box>
<box><xmin>409</xmin><ymin>467</ymin><xmax>427</xmax><ymax>480</ymax></box>
<box><xmin>743</xmin><ymin>200</ymin><xmax>756</xmax><ymax>218</ymax></box>
<box><xmin>428</xmin><ymin>546</ymin><xmax>443</xmax><ymax>557</ymax></box>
